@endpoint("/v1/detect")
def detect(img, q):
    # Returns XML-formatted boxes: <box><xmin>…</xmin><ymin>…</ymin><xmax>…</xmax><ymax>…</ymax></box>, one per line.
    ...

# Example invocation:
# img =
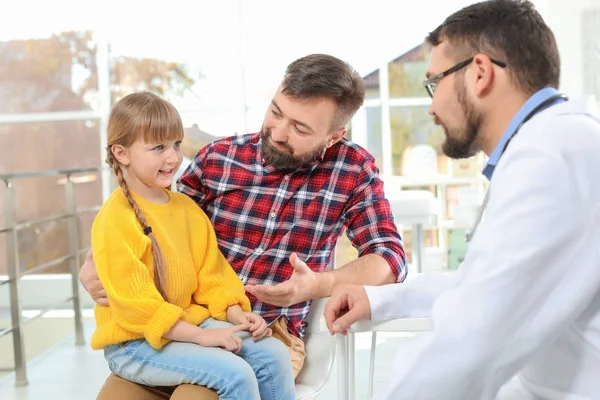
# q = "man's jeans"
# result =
<box><xmin>104</xmin><ymin>318</ymin><xmax>295</xmax><ymax>400</ymax></box>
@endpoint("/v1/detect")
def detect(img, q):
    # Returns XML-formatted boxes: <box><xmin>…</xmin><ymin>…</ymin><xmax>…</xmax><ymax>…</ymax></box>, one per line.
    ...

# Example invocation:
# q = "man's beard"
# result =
<box><xmin>260</xmin><ymin>129</ymin><xmax>326</xmax><ymax>170</ymax></box>
<box><xmin>440</xmin><ymin>76</ymin><xmax>483</xmax><ymax>159</ymax></box>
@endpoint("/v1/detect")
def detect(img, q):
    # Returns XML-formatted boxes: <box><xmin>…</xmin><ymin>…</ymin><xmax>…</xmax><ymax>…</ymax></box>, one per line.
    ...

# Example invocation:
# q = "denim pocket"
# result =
<box><xmin>119</xmin><ymin>339</ymin><xmax>148</xmax><ymax>359</ymax></box>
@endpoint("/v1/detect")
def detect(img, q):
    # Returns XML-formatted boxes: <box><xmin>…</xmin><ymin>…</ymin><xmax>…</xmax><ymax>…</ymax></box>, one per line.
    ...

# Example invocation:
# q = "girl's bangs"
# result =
<box><xmin>133</xmin><ymin>100</ymin><xmax>184</xmax><ymax>143</ymax></box>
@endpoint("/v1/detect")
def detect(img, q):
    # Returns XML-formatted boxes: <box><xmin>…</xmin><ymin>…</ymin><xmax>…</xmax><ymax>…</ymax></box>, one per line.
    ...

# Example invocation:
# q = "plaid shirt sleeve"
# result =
<box><xmin>343</xmin><ymin>157</ymin><xmax>408</xmax><ymax>282</ymax></box>
<box><xmin>176</xmin><ymin>144</ymin><xmax>210</xmax><ymax>206</ymax></box>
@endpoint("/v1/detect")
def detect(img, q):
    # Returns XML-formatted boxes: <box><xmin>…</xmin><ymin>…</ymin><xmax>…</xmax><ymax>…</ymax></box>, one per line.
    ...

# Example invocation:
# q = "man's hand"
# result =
<box><xmin>227</xmin><ymin>306</ymin><xmax>272</xmax><ymax>341</ymax></box>
<box><xmin>79</xmin><ymin>249</ymin><xmax>109</xmax><ymax>306</ymax></box>
<box><xmin>244</xmin><ymin>253</ymin><xmax>319</xmax><ymax>307</ymax></box>
<box><xmin>324</xmin><ymin>284</ymin><xmax>372</xmax><ymax>335</ymax></box>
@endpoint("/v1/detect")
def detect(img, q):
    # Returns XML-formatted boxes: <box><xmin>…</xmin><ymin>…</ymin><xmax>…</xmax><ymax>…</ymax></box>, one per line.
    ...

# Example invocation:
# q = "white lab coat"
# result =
<box><xmin>365</xmin><ymin>96</ymin><xmax>600</xmax><ymax>400</ymax></box>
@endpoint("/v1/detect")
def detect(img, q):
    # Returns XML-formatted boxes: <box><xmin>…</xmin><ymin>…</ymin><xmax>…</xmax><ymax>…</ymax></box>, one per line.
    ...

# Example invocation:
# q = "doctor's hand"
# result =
<box><xmin>245</xmin><ymin>253</ymin><xmax>317</xmax><ymax>307</ymax></box>
<box><xmin>324</xmin><ymin>284</ymin><xmax>372</xmax><ymax>335</ymax></box>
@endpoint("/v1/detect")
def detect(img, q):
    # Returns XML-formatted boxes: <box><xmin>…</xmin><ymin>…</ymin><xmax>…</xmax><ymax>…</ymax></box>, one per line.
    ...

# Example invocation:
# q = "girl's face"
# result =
<box><xmin>113</xmin><ymin>137</ymin><xmax>183</xmax><ymax>198</ymax></box>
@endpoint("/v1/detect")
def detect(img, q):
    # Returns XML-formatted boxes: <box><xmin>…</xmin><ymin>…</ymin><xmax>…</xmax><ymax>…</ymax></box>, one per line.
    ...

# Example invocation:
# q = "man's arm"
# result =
<box><xmin>246</xmin><ymin>157</ymin><xmax>406</xmax><ymax>306</ymax></box>
<box><xmin>247</xmin><ymin>253</ymin><xmax>398</xmax><ymax>308</ymax></box>
<box><xmin>322</xmin><ymin>156</ymin><xmax>406</xmax><ymax>290</ymax></box>
<box><xmin>315</xmin><ymin>253</ymin><xmax>396</xmax><ymax>299</ymax></box>
<box><xmin>79</xmin><ymin>248</ymin><xmax>108</xmax><ymax>306</ymax></box>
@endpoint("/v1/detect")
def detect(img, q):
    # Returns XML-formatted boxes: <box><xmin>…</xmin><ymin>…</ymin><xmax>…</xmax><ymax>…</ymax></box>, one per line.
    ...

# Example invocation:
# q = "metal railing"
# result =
<box><xmin>0</xmin><ymin>167</ymin><xmax>103</xmax><ymax>386</ymax></box>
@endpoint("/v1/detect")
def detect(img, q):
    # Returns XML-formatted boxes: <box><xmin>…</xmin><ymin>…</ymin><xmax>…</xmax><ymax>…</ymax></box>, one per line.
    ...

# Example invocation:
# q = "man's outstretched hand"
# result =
<box><xmin>79</xmin><ymin>249</ymin><xmax>109</xmax><ymax>306</ymax></box>
<box><xmin>245</xmin><ymin>253</ymin><xmax>319</xmax><ymax>307</ymax></box>
<box><xmin>323</xmin><ymin>284</ymin><xmax>372</xmax><ymax>335</ymax></box>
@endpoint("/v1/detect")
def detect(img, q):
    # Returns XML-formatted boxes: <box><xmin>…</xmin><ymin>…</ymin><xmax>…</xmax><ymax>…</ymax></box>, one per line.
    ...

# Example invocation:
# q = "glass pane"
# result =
<box><xmin>335</xmin><ymin>232</ymin><xmax>359</xmax><ymax>268</ymax></box>
<box><xmin>363</xmin><ymin>42</ymin><xmax>431</xmax><ymax>100</ymax></box>
<box><xmin>365</xmin><ymin>107</ymin><xmax>383</xmax><ymax>169</ymax></box>
<box><xmin>110</xmin><ymin>57</ymin><xmax>202</xmax><ymax>105</ymax></box>
<box><xmin>399</xmin><ymin>229</ymin><xmax>440</xmax><ymax>267</ymax></box>
<box><xmin>390</xmin><ymin>106</ymin><xmax>448</xmax><ymax>176</ymax></box>
<box><xmin>388</xmin><ymin>47</ymin><xmax>430</xmax><ymax>98</ymax></box>
<box><xmin>0</xmin><ymin>120</ymin><xmax>101</xmax><ymax>174</ymax></box>
<box><xmin>0</xmin><ymin>32</ymin><xmax>99</xmax><ymax>113</ymax></box>
<box><xmin>447</xmin><ymin>229</ymin><xmax>468</xmax><ymax>270</ymax></box>
<box><xmin>364</xmin><ymin>70</ymin><xmax>381</xmax><ymax>100</ymax></box>
<box><xmin>108</xmin><ymin>7</ymin><xmax>244</xmax><ymax>139</ymax></box>
<box><xmin>3</xmin><ymin>174</ymin><xmax>102</xmax><ymax>275</ymax></box>
<box><xmin>0</xmin><ymin>182</ymin><xmax>5</xmax><ymax>275</ymax></box>
<box><xmin>0</xmin><ymin>121</ymin><xmax>102</xmax><ymax>275</ymax></box>
<box><xmin>0</xmin><ymin>196</ymin><xmax>93</xmax><ymax>276</ymax></box>
<box><xmin>0</xmin><ymin>233</ymin><xmax>5</xmax><ymax>277</ymax></box>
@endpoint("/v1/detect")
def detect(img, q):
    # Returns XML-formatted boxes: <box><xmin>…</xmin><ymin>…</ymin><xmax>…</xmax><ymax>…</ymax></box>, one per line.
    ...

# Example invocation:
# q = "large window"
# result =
<box><xmin>345</xmin><ymin>42</ymin><xmax>487</xmax><ymax>271</ymax></box>
<box><xmin>0</xmin><ymin>30</ymin><xmax>205</xmax><ymax>275</ymax></box>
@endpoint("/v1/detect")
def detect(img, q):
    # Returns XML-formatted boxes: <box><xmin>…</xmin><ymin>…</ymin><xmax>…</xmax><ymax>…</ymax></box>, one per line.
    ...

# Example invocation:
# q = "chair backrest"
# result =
<box><xmin>304</xmin><ymin>251</ymin><xmax>335</xmax><ymax>335</ymax></box>
<box><xmin>386</xmin><ymin>189</ymin><xmax>439</xmax><ymax>225</ymax></box>
<box><xmin>303</xmin><ymin>296</ymin><xmax>328</xmax><ymax>336</ymax></box>
<box><xmin>294</xmin><ymin>252</ymin><xmax>336</xmax><ymax>399</ymax></box>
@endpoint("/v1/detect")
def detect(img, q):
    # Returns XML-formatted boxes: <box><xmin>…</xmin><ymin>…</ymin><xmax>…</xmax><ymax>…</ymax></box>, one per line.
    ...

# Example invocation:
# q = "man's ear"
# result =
<box><xmin>472</xmin><ymin>53</ymin><xmax>496</xmax><ymax>98</ymax></box>
<box><xmin>111</xmin><ymin>144</ymin><xmax>130</xmax><ymax>166</ymax></box>
<box><xmin>326</xmin><ymin>127</ymin><xmax>347</xmax><ymax>148</ymax></box>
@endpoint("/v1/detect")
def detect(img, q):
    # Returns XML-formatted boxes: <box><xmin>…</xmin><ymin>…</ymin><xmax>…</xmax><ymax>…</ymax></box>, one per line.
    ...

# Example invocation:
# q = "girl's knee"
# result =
<box><xmin>216</xmin><ymin>360</ymin><xmax>261</xmax><ymax>399</ymax></box>
<box><xmin>232</xmin><ymin>359</ymin><xmax>259</xmax><ymax>385</ymax></box>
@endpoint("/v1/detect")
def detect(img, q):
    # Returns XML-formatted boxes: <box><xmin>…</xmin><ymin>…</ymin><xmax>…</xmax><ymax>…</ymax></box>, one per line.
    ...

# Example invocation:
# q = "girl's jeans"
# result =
<box><xmin>104</xmin><ymin>318</ymin><xmax>295</xmax><ymax>400</ymax></box>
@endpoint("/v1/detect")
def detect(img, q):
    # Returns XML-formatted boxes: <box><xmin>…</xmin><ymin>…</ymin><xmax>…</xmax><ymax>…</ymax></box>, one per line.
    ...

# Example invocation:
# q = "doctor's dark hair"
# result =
<box><xmin>426</xmin><ymin>0</ymin><xmax>560</xmax><ymax>96</ymax></box>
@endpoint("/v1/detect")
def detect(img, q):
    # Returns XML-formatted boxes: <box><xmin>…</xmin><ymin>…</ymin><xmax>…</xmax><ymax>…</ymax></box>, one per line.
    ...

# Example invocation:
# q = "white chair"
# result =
<box><xmin>294</xmin><ymin>253</ymin><xmax>338</xmax><ymax>399</ymax></box>
<box><xmin>295</xmin><ymin>297</ymin><xmax>335</xmax><ymax>399</ymax></box>
<box><xmin>335</xmin><ymin>316</ymin><xmax>432</xmax><ymax>400</ymax></box>
<box><xmin>387</xmin><ymin>189</ymin><xmax>439</xmax><ymax>274</ymax></box>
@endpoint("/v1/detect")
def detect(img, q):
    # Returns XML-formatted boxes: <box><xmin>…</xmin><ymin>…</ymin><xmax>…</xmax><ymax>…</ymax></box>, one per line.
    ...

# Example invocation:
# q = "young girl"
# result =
<box><xmin>90</xmin><ymin>92</ymin><xmax>295</xmax><ymax>400</ymax></box>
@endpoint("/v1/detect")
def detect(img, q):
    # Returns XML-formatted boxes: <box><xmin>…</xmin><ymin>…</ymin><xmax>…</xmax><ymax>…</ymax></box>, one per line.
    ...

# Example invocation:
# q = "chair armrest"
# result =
<box><xmin>349</xmin><ymin>317</ymin><xmax>432</xmax><ymax>333</ymax></box>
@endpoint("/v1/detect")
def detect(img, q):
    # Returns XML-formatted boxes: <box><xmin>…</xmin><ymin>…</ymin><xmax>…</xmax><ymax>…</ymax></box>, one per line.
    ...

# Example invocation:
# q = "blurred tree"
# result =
<box><xmin>0</xmin><ymin>31</ymin><xmax>199</xmax><ymax>274</ymax></box>
<box><xmin>388</xmin><ymin>59</ymin><xmax>430</xmax><ymax>98</ymax></box>
<box><xmin>0</xmin><ymin>30</ymin><xmax>199</xmax><ymax>112</ymax></box>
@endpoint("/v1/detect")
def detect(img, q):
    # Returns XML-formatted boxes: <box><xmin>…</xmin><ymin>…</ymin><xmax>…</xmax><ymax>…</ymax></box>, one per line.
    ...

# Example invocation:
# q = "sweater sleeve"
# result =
<box><xmin>92</xmin><ymin>211</ymin><xmax>183</xmax><ymax>349</ymax></box>
<box><xmin>188</xmin><ymin>206</ymin><xmax>251</xmax><ymax>321</ymax></box>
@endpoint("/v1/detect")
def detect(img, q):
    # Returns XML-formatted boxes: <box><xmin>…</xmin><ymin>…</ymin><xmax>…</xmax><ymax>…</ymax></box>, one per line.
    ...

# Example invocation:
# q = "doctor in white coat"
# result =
<box><xmin>324</xmin><ymin>1</ymin><xmax>600</xmax><ymax>399</ymax></box>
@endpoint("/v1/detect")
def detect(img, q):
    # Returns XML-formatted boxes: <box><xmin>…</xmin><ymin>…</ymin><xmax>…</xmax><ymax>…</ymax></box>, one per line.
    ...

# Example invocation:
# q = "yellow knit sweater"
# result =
<box><xmin>90</xmin><ymin>188</ymin><xmax>251</xmax><ymax>350</ymax></box>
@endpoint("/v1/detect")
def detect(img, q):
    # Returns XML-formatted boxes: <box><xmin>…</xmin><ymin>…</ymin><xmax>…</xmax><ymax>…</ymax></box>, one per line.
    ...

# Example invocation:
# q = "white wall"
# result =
<box><xmin>535</xmin><ymin>0</ymin><xmax>600</xmax><ymax>96</ymax></box>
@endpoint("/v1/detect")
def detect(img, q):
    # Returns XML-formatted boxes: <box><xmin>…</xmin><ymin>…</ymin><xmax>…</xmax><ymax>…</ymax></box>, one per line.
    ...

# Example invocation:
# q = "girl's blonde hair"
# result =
<box><xmin>106</xmin><ymin>91</ymin><xmax>184</xmax><ymax>302</ymax></box>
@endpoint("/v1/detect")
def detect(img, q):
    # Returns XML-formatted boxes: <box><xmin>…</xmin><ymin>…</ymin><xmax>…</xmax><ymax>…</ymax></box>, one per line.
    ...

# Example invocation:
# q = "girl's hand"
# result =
<box><xmin>234</xmin><ymin>312</ymin><xmax>272</xmax><ymax>341</ymax></box>
<box><xmin>194</xmin><ymin>324</ymin><xmax>249</xmax><ymax>353</ymax></box>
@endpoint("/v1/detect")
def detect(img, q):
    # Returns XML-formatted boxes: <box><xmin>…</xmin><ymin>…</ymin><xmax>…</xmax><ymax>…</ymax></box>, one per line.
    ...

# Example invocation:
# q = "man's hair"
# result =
<box><xmin>281</xmin><ymin>54</ymin><xmax>365</xmax><ymax>130</ymax></box>
<box><xmin>426</xmin><ymin>0</ymin><xmax>560</xmax><ymax>96</ymax></box>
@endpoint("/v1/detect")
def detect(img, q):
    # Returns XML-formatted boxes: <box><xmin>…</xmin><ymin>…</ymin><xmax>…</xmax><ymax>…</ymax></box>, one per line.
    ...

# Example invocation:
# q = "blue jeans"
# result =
<box><xmin>104</xmin><ymin>318</ymin><xmax>295</xmax><ymax>400</ymax></box>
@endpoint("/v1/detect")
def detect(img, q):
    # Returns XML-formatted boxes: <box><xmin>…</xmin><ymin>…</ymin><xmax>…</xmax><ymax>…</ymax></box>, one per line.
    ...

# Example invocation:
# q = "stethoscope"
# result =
<box><xmin>465</xmin><ymin>93</ymin><xmax>569</xmax><ymax>243</ymax></box>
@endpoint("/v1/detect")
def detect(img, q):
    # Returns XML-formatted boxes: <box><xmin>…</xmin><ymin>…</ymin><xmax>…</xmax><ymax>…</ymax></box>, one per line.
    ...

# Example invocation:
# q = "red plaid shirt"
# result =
<box><xmin>178</xmin><ymin>133</ymin><xmax>406</xmax><ymax>337</ymax></box>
